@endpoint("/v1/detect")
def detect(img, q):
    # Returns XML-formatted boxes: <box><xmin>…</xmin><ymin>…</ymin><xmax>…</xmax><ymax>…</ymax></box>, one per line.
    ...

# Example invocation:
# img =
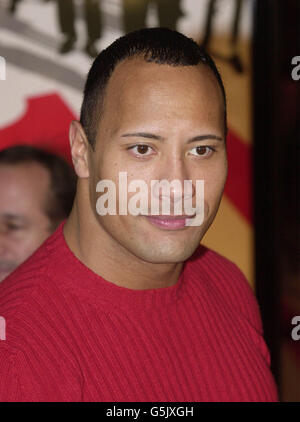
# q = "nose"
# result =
<box><xmin>152</xmin><ymin>155</ymin><xmax>195</xmax><ymax>207</ymax></box>
<box><xmin>152</xmin><ymin>179</ymin><xmax>195</xmax><ymax>203</ymax></box>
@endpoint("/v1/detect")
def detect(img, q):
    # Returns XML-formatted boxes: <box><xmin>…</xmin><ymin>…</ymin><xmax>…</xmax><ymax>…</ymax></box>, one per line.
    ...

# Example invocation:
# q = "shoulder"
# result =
<box><xmin>0</xmin><ymin>243</ymin><xmax>50</xmax><ymax>313</ymax></box>
<box><xmin>0</xmin><ymin>231</ymin><xmax>56</xmax><ymax>310</ymax></box>
<box><xmin>0</xmin><ymin>225</ymin><xmax>67</xmax><ymax>344</ymax></box>
<box><xmin>186</xmin><ymin>244</ymin><xmax>263</xmax><ymax>332</ymax></box>
<box><xmin>188</xmin><ymin>243</ymin><xmax>252</xmax><ymax>292</ymax></box>
<box><xmin>0</xmin><ymin>318</ymin><xmax>82</xmax><ymax>401</ymax></box>
<box><xmin>0</xmin><ymin>228</ymin><xmax>83</xmax><ymax>400</ymax></box>
<box><xmin>0</xmin><ymin>222</ymin><xmax>66</xmax><ymax>304</ymax></box>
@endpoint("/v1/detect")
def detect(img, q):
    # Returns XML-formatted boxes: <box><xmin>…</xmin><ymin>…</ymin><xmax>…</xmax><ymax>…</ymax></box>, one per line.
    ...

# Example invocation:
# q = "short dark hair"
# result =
<box><xmin>80</xmin><ymin>27</ymin><xmax>227</xmax><ymax>148</ymax></box>
<box><xmin>0</xmin><ymin>145</ymin><xmax>76</xmax><ymax>231</ymax></box>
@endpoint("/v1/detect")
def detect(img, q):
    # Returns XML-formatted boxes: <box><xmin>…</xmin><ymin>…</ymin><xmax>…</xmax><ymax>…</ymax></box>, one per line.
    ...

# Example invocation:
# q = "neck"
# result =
<box><xmin>63</xmin><ymin>190</ymin><xmax>183</xmax><ymax>290</ymax></box>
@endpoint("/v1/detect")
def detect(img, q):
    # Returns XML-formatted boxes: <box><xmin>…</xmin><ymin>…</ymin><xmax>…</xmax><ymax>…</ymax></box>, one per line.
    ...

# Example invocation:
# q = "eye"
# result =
<box><xmin>7</xmin><ymin>223</ymin><xmax>23</xmax><ymax>231</ymax></box>
<box><xmin>189</xmin><ymin>146</ymin><xmax>215</xmax><ymax>157</ymax></box>
<box><xmin>127</xmin><ymin>144</ymin><xmax>154</xmax><ymax>157</ymax></box>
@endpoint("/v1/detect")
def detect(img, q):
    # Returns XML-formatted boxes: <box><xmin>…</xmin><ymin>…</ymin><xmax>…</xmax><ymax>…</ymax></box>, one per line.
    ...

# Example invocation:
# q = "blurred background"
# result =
<box><xmin>0</xmin><ymin>0</ymin><xmax>299</xmax><ymax>401</ymax></box>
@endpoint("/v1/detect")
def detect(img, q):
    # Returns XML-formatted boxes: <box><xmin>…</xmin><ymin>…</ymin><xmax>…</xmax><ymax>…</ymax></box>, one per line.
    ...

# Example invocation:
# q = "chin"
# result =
<box><xmin>0</xmin><ymin>271</ymin><xmax>11</xmax><ymax>282</ymax></box>
<box><xmin>130</xmin><ymin>237</ymin><xmax>201</xmax><ymax>264</ymax></box>
<box><xmin>137</xmin><ymin>249</ymin><xmax>197</xmax><ymax>265</ymax></box>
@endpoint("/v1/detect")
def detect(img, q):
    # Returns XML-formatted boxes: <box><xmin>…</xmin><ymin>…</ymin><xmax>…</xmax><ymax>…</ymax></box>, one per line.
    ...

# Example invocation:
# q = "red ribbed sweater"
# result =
<box><xmin>0</xmin><ymin>223</ymin><xmax>278</xmax><ymax>402</ymax></box>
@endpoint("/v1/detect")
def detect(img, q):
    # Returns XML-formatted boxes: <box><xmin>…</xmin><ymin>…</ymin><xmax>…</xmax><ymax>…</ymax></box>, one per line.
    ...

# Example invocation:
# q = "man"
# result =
<box><xmin>7</xmin><ymin>0</ymin><xmax>101</xmax><ymax>57</ymax></box>
<box><xmin>201</xmin><ymin>0</ymin><xmax>244</xmax><ymax>73</ymax></box>
<box><xmin>8</xmin><ymin>0</ymin><xmax>22</xmax><ymax>14</ymax></box>
<box><xmin>0</xmin><ymin>28</ymin><xmax>278</xmax><ymax>401</ymax></box>
<box><xmin>56</xmin><ymin>0</ymin><xmax>102</xmax><ymax>58</ymax></box>
<box><xmin>122</xmin><ymin>0</ymin><xmax>184</xmax><ymax>33</ymax></box>
<box><xmin>0</xmin><ymin>145</ymin><xmax>76</xmax><ymax>282</ymax></box>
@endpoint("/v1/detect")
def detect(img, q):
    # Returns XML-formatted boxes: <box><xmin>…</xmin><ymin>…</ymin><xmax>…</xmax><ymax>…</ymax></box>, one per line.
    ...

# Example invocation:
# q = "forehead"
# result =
<box><xmin>0</xmin><ymin>162</ymin><xmax>50</xmax><ymax>214</ymax></box>
<box><xmin>108</xmin><ymin>56</ymin><xmax>221</xmax><ymax>95</ymax></box>
<box><xmin>99</xmin><ymin>57</ymin><xmax>224</xmax><ymax>133</ymax></box>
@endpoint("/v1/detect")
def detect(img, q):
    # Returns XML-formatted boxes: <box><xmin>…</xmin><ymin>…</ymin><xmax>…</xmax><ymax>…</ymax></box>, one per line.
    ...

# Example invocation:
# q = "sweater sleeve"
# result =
<box><xmin>216</xmin><ymin>256</ymin><xmax>273</xmax><ymax>367</ymax></box>
<box><xmin>202</xmin><ymin>248</ymin><xmax>275</xmax><ymax>368</ymax></box>
<box><xmin>0</xmin><ymin>343</ymin><xmax>47</xmax><ymax>402</ymax></box>
<box><xmin>0</xmin><ymin>345</ymin><xmax>23</xmax><ymax>401</ymax></box>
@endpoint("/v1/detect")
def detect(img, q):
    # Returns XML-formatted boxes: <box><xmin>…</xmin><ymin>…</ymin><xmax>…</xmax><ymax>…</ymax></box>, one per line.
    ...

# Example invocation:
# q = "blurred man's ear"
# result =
<box><xmin>69</xmin><ymin>121</ymin><xmax>90</xmax><ymax>178</ymax></box>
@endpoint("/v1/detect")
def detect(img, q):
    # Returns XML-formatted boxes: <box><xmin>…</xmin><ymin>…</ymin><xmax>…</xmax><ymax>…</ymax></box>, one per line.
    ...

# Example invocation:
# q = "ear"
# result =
<box><xmin>69</xmin><ymin>121</ymin><xmax>90</xmax><ymax>178</ymax></box>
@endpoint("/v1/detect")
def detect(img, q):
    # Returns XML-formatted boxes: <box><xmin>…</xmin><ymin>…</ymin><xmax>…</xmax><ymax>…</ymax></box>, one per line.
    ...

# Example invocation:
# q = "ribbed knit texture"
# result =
<box><xmin>0</xmin><ymin>223</ymin><xmax>278</xmax><ymax>402</ymax></box>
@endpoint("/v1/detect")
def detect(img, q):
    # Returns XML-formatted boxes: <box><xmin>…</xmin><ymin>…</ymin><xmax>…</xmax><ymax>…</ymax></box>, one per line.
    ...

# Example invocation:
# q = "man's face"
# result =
<box><xmin>88</xmin><ymin>57</ymin><xmax>227</xmax><ymax>264</ymax></box>
<box><xmin>0</xmin><ymin>162</ymin><xmax>52</xmax><ymax>281</ymax></box>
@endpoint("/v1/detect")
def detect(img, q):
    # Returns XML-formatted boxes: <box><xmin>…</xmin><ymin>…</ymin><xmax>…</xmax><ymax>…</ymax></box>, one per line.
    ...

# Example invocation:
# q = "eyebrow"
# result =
<box><xmin>2</xmin><ymin>213</ymin><xmax>28</xmax><ymax>223</ymax></box>
<box><xmin>121</xmin><ymin>132</ymin><xmax>163</xmax><ymax>141</ymax></box>
<box><xmin>121</xmin><ymin>132</ymin><xmax>223</xmax><ymax>143</ymax></box>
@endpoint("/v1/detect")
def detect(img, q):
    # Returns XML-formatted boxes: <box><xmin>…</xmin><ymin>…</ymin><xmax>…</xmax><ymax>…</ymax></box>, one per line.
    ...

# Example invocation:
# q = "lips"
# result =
<box><xmin>143</xmin><ymin>215</ymin><xmax>194</xmax><ymax>230</ymax></box>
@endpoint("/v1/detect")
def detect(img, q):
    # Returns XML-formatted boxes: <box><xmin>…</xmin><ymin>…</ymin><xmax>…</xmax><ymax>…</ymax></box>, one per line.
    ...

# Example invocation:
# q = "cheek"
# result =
<box><xmin>11</xmin><ymin>229</ymin><xmax>44</xmax><ymax>261</ymax></box>
<box><xmin>90</xmin><ymin>161</ymin><xmax>117</xmax><ymax>206</ymax></box>
<box><xmin>202</xmin><ymin>164</ymin><xmax>227</xmax><ymax>201</ymax></box>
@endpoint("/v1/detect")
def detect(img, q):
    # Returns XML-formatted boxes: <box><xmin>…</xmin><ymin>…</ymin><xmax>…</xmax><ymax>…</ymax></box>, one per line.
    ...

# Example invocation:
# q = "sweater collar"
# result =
<box><xmin>45</xmin><ymin>221</ymin><xmax>205</xmax><ymax>312</ymax></box>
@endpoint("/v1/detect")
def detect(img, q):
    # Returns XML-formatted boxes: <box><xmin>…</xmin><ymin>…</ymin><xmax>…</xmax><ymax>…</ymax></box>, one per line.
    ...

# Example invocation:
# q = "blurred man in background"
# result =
<box><xmin>0</xmin><ymin>145</ymin><xmax>76</xmax><ymax>282</ymax></box>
